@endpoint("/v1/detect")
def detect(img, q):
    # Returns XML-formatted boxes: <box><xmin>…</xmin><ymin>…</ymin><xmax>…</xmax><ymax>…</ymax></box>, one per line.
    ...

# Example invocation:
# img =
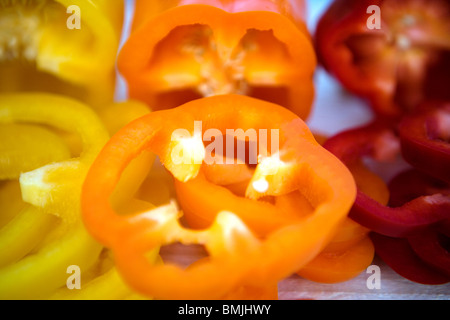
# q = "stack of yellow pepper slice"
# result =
<box><xmin>0</xmin><ymin>93</ymin><xmax>156</xmax><ymax>300</ymax></box>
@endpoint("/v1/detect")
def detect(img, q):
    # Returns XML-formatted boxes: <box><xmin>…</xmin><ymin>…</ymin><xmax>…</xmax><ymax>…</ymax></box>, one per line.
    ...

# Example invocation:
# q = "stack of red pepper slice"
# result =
<box><xmin>316</xmin><ymin>0</ymin><xmax>450</xmax><ymax>285</ymax></box>
<box><xmin>371</xmin><ymin>169</ymin><xmax>450</xmax><ymax>285</ymax></box>
<box><xmin>323</xmin><ymin>113</ymin><xmax>450</xmax><ymax>284</ymax></box>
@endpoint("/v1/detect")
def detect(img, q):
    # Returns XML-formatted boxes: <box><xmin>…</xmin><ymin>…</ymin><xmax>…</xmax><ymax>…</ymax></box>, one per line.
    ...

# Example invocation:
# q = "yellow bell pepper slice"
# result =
<box><xmin>0</xmin><ymin>0</ymin><xmax>124</xmax><ymax>108</ymax></box>
<box><xmin>0</xmin><ymin>93</ymin><xmax>158</xmax><ymax>299</ymax></box>
<box><xmin>0</xmin><ymin>123</ymin><xmax>71</xmax><ymax>180</ymax></box>
<box><xmin>0</xmin><ymin>93</ymin><xmax>108</xmax><ymax>299</ymax></box>
<box><xmin>0</xmin><ymin>181</ymin><xmax>26</xmax><ymax>228</ymax></box>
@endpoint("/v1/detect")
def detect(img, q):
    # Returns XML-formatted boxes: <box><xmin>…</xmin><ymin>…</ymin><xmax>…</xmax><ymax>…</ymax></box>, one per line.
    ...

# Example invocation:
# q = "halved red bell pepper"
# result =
<box><xmin>118</xmin><ymin>0</ymin><xmax>316</xmax><ymax>119</ymax></box>
<box><xmin>316</xmin><ymin>0</ymin><xmax>450</xmax><ymax>117</ymax></box>
<box><xmin>399</xmin><ymin>102</ymin><xmax>450</xmax><ymax>183</ymax></box>
<box><xmin>324</xmin><ymin>121</ymin><xmax>450</xmax><ymax>237</ymax></box>
<box><xmin>81</xmin><ymin>95</ymin><xmax>356</xmax><ymax>299</ymax></box>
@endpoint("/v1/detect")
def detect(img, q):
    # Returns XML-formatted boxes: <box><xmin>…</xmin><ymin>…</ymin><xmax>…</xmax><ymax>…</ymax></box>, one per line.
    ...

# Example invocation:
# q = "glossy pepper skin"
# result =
<box><xmin>399</xmin><ymin>102</ymin><xmax>450</xmax><ymax>183</ymax></box>
<box><xmin>324</xmin><ymin>121</ymin><xmax>450</xmax><ymax>238</ymax></box>
<box><xmin>316</xmin><ymin>0</ymin><xmax>450</xmax><ymax>118</ymax></box>
<box><xmin>118</xmin><ymin>0</ymin><xmax>316</xmax><ymax>119</ymax></box>
<box><xmin>0</xmin><ymin>0</ymin><xmax>124</xmax><ymax>108</ymax></box>
<box><xmin>371</xmin><ymin>232</ymin><xmax>449</xmax><ymax>285</ymax></box>
<box><xmin>371</xmin><ymin>169</ymin><xmax>450</xmax><ymax>285</ymax></box>
<box><xmin>81</xmin><ymin>95</ymin><xmax>356</xmax><ymax>300</ymax></box>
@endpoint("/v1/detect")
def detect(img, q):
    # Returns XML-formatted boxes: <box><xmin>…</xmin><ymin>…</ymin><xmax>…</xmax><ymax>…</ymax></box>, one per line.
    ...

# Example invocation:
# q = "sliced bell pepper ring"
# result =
<box><xmin>118</xmin><ymin>0</ymin><xmax>316</xmax><ymax>119</ymax></box>
<box><xmin>316</xmin><ymin>0</ymin><xmax>450</xmax><ymax>117</ymax></box>
<box><xmin>297</xmin><ymin>236</ymin><xmax>375</xmax><ymax>284</ymax></box>
<box><xmin>49</xmin><ymin>249</ymin><xmax>157</xmax><ymax>300</ymax></box>
<box><xmin>0</xmin><ymin>93</ymin><xmax>109</xmax><ymax>225</ymax></box>
<box><xmin>408</xmin><ymin>229</ymin><xmax>450</xmax><ymax>278</ymax></box>
<box><xmin>164</xmin><ymin>96</ymin><xmax>356</xmax><ymax>236</ymax></box>
<box><xmin>295</xmin><ymin>146</ymin><xmax>386</xmax><ymax>284</ymax></box>
<box><xmin>185</xmin><ymin>256</ymin><xmax>279</xmax><ymax>300</ymax></box>
<box><xmin>0</xmin><ymin>181</ymin><xmax>26</xmax><ymax>228</ymax></box>
<box><xmin>0</xmin><ymin>123</ymin><xmax>71</xmax><ymax>180</ymax></box>
<box><xmin>388</xmin><ymin>169</ymin><xmax>450</xmax><ymax>208</ymax></box>
<box><xmin>81</xmin><ymin>95</ymin><xmax>356</xmax><ymax>300</ymax></box>
<box><xmin>387</xmin><ymin>169</ymin><xmax>450</xmax><ymax>279</ymax></box>
<box><xmin>98</xmin><ymin>100</ymin><xmax>154</xmax><ymax>210</ymax></box>
<box><xmin>0</xmin><ymin>127</ymin><xmax>65</xmax><ymax>267</ymax></box>
<box><xmin>399</xmin><ymin>102</ymin><xmax>450</xmax><ymax>183</ymax></box>
<box><xmin>0</xmin><ymin>206</ymin><xmax>57</xmax><ymax>269</ymax></box>
<box><xmin>370</xmin><ymin>232</ymin><xmax>449</xmax><ymax>285</ymax></box>
<box><xmin>0</xmin><ymin>0</ymin><xmax>124</xmax><ymax>108</ymax></box>
<box><xmin>320</xmin><ymin>217</ymin><xmax>371</xmax><ymax>254</ymax></box>
<box><xmin>324</xmin><ymin>121</ymin><xmax>450</xmax><ymax>237</ymax></box>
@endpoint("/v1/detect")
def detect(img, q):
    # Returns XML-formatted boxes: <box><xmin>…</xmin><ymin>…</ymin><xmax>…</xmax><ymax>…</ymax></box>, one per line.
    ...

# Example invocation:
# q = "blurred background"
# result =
<box><xmin>115</xmin><ymin>0</ymin><xmax>374</xmax><ymax>138</ymax></box>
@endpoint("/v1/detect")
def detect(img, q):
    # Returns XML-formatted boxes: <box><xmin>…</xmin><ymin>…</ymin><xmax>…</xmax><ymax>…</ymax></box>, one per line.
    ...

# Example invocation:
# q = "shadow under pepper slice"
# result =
<box><xmin>324</xmin><ymin>121</ymin><xmax>450</xmax><ymax>237</ymax></box>
<box><xmin>81</xmin><ymin>95</ymin><xmax>356</xmax><ymax>300</ymax></box>
<box><xmin>316</xmin><ymin>0</ymin><xmax>450</xmax><ymax>117</ymax></box>
<box><xmin>118</xmin><ymin>0</ymin><xmax>316</xmax><ymax>119</ymax></box>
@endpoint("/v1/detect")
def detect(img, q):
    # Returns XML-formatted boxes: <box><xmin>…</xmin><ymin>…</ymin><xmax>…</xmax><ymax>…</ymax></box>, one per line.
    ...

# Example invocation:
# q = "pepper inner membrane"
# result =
<box><xmin>343</xmin><ymin>0</ymin><xmax>450</xmax><ymax>112</ymax></box>
<box><xmin>148</xmin><ymin>24</ymin><xmax>293</xmax><ymax>109</ymax></box>
<box><xmin>201</xmin><ymin>132</ymin><xmax>316</xmax><ymax>216</ymax></box>
<box><xmin>0</xmin><ymin>0</ymin><xmax>93</xmax><ymax>99</ymax></box>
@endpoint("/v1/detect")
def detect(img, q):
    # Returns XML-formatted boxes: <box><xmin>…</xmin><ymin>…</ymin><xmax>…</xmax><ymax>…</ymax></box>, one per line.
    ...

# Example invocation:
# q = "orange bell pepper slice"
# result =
<box><xmin>297</xmin><ymin>236</ymin><xmax>375</xmax><ymax>284</ymax></box>
<box><xmin>296</xmin><ymin>136</ymin><xmax>390</xmax><ymax>284</ymax></box>
<box><xmin>81</xmin><ymin>95</ymin><xmax>356</xmax><ymax>299</ymax></box>
<box><xmin>164</xmin><ymin>94</ymin><xmax>355</xmax><ymax>236</ymax></box>
<box><xmin>118</xmin><ymin>0</ymin><xmax>316</xmax><ymax>119</ymax></box>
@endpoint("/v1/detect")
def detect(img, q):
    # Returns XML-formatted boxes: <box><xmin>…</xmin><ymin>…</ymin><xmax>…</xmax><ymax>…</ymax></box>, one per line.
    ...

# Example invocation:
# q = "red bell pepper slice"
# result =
<box><xmin>387</xmin><ymin>169</ymin><xmax>450</xmax><ymax>279</ymax></box>
<box><xmin>408</xmin><ymin>229</ymin><xmax>450</xmax><ymax>278</ymax></box>
<box><xmin>388</xmin><ymin>168</ymin><xmax>450</xmax><ymax>208</ymax></box>
<box><xmin>324</xmin><ymin>122</ymin><xmax>450</xmax><ymax>237</ymax></box>
<box><xmin>399</xmin><ymin>102</ymin><xmax>450</xmax><ymax>183</ymax></box>
<box><xmin>316</xmin><ymin>0</ymin><xmax>450</xmax><ymax>117</ymax></box>
<box><xmin>370</xmin><ymin>232</ymin><xmax>450</xmax><ymax>285</ymax></box>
